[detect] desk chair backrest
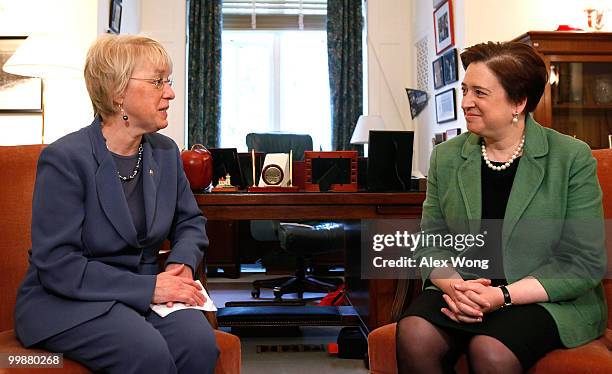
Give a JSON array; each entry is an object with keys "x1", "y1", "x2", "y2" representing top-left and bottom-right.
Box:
[
  {"x1": 0, "y1": 145, "x2": 45, "y2": 332},
  {"x1": 245, "y1": 133, "x2": 314, "y2": 240},
  {"x1": 592, "y1": 148, "x2": 612, "y2": 329},
  {"x1": 246, "y1": 133, "x2": 313, "y2": 160}
]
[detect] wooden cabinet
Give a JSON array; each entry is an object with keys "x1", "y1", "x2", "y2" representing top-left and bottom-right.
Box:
[{"x1": 513, "y1": 31, "x2": 612, "y2": 149}]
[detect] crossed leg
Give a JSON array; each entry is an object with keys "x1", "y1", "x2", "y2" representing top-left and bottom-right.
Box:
[
  {"x1": 467, "y1": 335, "x2": 522, "y2": 374},
  {"x1": 396, "y1": 316, "x2": 465, "y2": 374}
]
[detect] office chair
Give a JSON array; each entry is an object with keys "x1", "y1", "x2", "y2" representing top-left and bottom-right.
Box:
[{"x1": 246, "y1": 133, "x2": 344, "y2": 300}]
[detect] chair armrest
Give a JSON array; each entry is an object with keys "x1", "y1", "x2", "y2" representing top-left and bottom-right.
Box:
[{"x1": 196, "y1": 259, "x2": 219, "y2": 329}]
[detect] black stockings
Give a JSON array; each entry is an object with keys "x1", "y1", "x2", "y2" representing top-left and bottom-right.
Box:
[
  {"x1": 396, "y1": 316, "x2": 522, "y2": 374},
  {"x1": 396, "y1": 316, "x2": 462, "y2": 374}
]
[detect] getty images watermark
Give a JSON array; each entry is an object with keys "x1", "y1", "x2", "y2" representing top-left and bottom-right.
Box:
[
  {"x1": 360, "y1": 219, "x2": 609, "y2": 279},
  {"x1": 372, "y1": 230, "x2": 488, "y2": 270}
]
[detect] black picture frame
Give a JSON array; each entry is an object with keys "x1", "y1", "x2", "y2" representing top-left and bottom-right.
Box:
[
  {"x1": 0, "y1": 36, "x2": 43, "y2": 113},
  {"x1": 442, "y1": 48, "x2": 458, "y2": 85},
  {"x1": 109, "y1": 0, "x2": 122, "y2": 34},
  {"x1": 432, "y1": 57, "x2": 444, "y2": 89},
  {"x1": 367, "y1": 131, "x2": 414, "y2": 192},
  {"x1": 207, "y1": 147, "x2": 245, "y2": 188},
  {"x1": 435, "y1": 88, "x2": 457, "y2": 124}
]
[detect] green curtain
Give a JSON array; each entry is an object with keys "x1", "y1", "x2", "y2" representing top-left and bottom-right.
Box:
[
  {"x1": 187, "y1": 0, "x2": 222, "y2": 148},
  {"x1": 327, "y1": 0, "x2": 363, "y2": 152}
]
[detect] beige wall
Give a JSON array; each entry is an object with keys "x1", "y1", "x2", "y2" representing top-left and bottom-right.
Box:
[
  {"x1": 0, "y1": 0, "x2": 99, "y2": 145},
  {"x1": 466, "y1": 0, "x2": 611, "y2": 46},
  {"x1": 0, "y1": 0, "x2": 98, "y2": 35},
  {"x1": 140, "y1": 0, "x2": 187, "y2": 149},
  {"x1": 366, "y1": 0, "x2": 417, "y2": 165}
]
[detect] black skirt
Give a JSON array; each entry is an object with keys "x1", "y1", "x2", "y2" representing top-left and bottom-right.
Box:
[{"x1": 401, "y1": 289, "x2": 563, "y2": 369}]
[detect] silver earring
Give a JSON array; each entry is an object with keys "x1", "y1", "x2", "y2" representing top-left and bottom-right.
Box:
[{"x1": 512, "y1": 112, "x2": 519, "y2": 124}]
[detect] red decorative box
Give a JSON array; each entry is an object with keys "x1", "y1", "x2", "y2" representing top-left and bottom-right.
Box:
[{"x1": 304, "y1": 151, "x2": 358, "y2": 192}]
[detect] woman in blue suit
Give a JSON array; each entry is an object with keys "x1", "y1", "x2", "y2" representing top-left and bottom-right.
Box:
[{"x1": 14, "y1": 34, "x2": 219, "y2": 373}]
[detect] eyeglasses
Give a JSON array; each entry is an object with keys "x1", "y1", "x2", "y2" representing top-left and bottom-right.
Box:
[{"x1": 129, "y1": 77, "x2": 173, "y2": 89}]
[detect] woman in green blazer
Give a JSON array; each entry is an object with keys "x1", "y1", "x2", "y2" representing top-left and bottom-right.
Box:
[{"x1": 396, "y1": 42, "x2": 607, "y2": 373}]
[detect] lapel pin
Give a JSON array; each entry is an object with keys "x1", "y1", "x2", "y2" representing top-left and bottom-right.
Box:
[{"x1": 149, "y1": 169, "x2": 154, "y2": 176}]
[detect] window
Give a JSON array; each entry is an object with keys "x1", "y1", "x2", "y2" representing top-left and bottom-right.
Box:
[{"x1": 221, "y1": 0, "x2": 331, "y2": 151}]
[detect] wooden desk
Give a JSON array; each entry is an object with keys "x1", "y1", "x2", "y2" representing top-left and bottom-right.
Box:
[
  {"x1": 196, "y1": 192, "x2": 425, "y2": 220},
  {"x1": 195, "y1": 192, "x2": 426, "y2": 330}
]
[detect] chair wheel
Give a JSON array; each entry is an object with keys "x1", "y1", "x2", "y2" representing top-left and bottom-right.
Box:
[
  {"x1": 251, "y1": 289, "x2": 260, "y2": 298},
  {"x1": 273, "y1": 290, "x2": 284, "y2": 300}
]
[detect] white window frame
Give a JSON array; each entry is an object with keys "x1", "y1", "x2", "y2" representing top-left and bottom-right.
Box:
[{"x1": 220, "y1": 0, "x2": 331, "y2": 150}]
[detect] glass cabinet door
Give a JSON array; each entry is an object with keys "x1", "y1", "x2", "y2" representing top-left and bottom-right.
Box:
[{"x1": 550, "y1": 61, "x2": 612, "y2": 149}]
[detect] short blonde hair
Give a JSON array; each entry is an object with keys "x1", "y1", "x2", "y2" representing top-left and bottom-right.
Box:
[{"x1": 84, "y1": 34, "x2": 172, "y2": 117}]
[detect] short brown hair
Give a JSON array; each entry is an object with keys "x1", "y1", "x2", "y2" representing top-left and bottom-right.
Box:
[
  {"x1": 84, "y1": 34, "x2": 172, "y2": 117},
  {"x1": 460, "y1": 42, "x2": 547, "y2": 113}
]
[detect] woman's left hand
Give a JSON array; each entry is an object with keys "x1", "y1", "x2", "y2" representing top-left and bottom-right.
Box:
[
  {"x1": 164, "y1": 263, "x2": 195, "y2": 307},
  {"x1": 441, "y1": 281, "x2": 505, "y2": 323},
  {"x1": 452, "y1": 282, "x2": 505, "y2": 313}
]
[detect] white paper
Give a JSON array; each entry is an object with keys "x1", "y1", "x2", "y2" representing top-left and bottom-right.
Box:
[
  {"x1": 412, "y1": 170, "x2": 426, "y2": 179},
  {"x1": 150, "y1": 280, "x2": 217, "y2": 318}
]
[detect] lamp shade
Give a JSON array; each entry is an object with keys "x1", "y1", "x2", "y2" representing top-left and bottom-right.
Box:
[
  {"x1": 2, "y1": 32, "x2": 87, "y2": 79},
  {"x1": 350, "y1": 115, "x2": 386, "y2": 144}
]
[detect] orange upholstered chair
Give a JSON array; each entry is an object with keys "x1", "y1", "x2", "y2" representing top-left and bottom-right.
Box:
[
  {"x1": 368, "y1": 149, "x2": 612, "y2": 374},
  {"x1": 0, "y1": 145, "x2": 241, "y2": 374}
]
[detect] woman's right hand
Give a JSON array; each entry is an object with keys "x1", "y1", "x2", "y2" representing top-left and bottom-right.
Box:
[{"x1": 152, "y1": 265, "x2": 205, "y2": 306}]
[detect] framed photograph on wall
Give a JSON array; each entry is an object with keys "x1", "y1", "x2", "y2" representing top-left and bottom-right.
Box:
[
  {"x1": 442, "y1": 48, "x2": 458, "y2": 85},
  {"x1": 432, "y1": 57, "x2": 444, "y2": 89},
  {"x1": 109, "y1": 0, "x2": 122, "y2": 34},
  {"x1": 433, "y1": 0, "x2": 455, "y2": 55},
  {"x1": 0, "y1": 37, "x2": 42, "y2": 112},
  {"x1": 435, "y1": 88, "x2": 457, "y2": 124},
  {"x1": 432, "y1": 132, "x2": 446, "y2": 146}
]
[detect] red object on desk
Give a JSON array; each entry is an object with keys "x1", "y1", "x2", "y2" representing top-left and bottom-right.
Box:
[
  {"x1": 556, "y1": 25, "x2": 583, "y2": 31},
  {"x1": 304, "y1": 151, "x2": 358, "y2": 192},
  {"x1": 181, "y1": 144, "x2": 213, "y2": 191}
]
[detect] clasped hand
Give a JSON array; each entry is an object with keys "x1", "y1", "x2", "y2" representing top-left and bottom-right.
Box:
[
  {"x1": 440, "y1": 278, "x2": 504, "y2": 323},
  {"x1": 152, "y1": 264, "x2": 206, "y2": 308}
]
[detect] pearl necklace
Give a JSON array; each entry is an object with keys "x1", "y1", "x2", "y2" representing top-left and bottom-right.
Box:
[
  {"x1": 481, "y1": 135, "x2": 525, "y2": 171},
  {"x1": 118, "y1": 144, "x2": 143, "y2": 181}
]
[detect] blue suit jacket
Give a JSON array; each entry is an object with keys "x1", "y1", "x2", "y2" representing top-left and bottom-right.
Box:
[{"x1": 14, "y1": 117, "x2": 208, "y2": 347}]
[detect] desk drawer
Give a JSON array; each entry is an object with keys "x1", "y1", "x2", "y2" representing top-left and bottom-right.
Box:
[{"x1": 376, "y1": 205, "x2": 422, "y2": 217}]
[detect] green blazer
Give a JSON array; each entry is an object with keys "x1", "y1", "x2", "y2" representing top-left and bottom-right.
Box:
[{"x1": 417, "y1": 116, "x2": 607, "y2": 348}]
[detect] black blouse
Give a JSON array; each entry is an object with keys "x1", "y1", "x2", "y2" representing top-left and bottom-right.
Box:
[{"x1": 477, "y1": 156, "x2": 521, "y2": 282}]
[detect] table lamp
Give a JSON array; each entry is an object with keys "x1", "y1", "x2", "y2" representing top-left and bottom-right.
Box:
[
  {"x1": 2, "y1": 32, "x2": 87, "y2": 143},
  {"x1": 349, "y1": 115, "x2": 386, "y2": 145}
]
